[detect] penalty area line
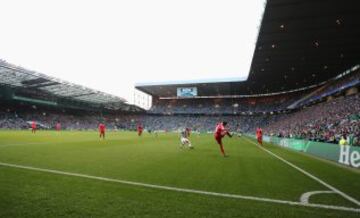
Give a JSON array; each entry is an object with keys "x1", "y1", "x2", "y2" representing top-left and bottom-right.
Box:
[
  {"x1": 243, "y1": 137, "x2": 360, "y2": 207},
  {"x1": 0, "y1": 161, "x2": 359, "y2": 213}
]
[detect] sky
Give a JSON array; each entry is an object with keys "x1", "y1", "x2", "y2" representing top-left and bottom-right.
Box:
[{"x1": 0, "y1": 0, "x2": 266, "y2": 104}]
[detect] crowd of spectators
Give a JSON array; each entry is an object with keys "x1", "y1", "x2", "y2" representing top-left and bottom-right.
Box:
[
  {"x1": 264, "y1": 93, "x2": 360, "y2": 146},
  {"x1": 1, "y1": 93, "x2": 359, "y2": 146},
  {"x1": 0, "y1": 110, "x2": 28, "y2": 129},
  {"x1": 149, "y1": 91, "x2": 305, "y2": 115},
  {"x1": 0, "y1": 102, "x2": 268, "y2": 133},
  {"x1": 0, "y1": 104, "x2": 101, "y2": 130},
  {"x1": 114, "y1": 114, "x2": 267, "y2": 133}
]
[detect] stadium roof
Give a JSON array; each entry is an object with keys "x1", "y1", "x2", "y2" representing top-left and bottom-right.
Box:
[
  {"x1": 136, "y1": 0, "x2": 360, "y2": 97},
  {"x1": 0, "y1": 60, "x2": 142, "y2": 111}
]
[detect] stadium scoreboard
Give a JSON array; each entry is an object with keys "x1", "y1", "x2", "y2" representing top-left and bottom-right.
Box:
[{"x1": 177, "y1": 87, "x2": 197, "y2": 97}]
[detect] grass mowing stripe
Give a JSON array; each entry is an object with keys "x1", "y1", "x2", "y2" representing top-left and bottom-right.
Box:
[
  {"x1": 0, "y1": 139, "x2": 110, "y2": 148},
  {"x1": 0, "y1": 161, "x2": 359, "y2": 213},
  {"x1": 243, "y1": 137, "x2": 360, "y2": 207},
  {"x1": 0, "y1": 142, "x2": 51, "y2": 147}
]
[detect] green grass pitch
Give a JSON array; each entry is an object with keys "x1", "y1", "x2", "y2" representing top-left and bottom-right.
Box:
[{"x1": 0, "y1": 130, "x2": 359, "y2": 217}]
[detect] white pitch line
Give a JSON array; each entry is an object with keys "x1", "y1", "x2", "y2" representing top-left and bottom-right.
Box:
[
  {"x1": 0, "y1": 161, "x2": 359, "y2": 213},
  {"x1": 243, "y1": 137, "x2": 360, "y2": 207},
  {"x1": 300, "y1": 191, "x2": 335, "y2": 204}
]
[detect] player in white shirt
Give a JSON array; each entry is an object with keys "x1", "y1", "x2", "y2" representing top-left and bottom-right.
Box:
[{"x1": 180, "y1": 128, "x2": 193, "y2": 149}]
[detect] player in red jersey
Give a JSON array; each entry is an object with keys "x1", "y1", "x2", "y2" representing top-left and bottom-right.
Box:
[
  {"x1": 31, "y1": 121, "x2": 37, "y2": 133},
  {"x1": 214, "y1": 121, "x2": 232, "y2": 157},
  {"x1": 137, "y1": 124, "x2": 143, "y2": 136},
  {"x1": 256, "y1": 127, "x2": 263, "y2": 145},
  {"x1": 99, "y1": 123, "x2": 106, "y2": 139},
  {"x1": 55, "y1": 122, "x2": 61, "y2": 131}
]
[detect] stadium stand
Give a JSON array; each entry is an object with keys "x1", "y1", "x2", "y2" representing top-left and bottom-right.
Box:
[
  {"x1": 0, "y1": 59, "x2": 143, "y2": 111},
  {"x1": 264, "y1": 93, "x2": 360, "y2": 145},
  {"x1": 289, "y1": 66, "x2": 360, "y2": 108},
  {"x1": 1, "y1": 69, "x2": 359, "y2": 146},
  {"x1": 148, "y1": 91, "x2": 308, "y2": 115}
]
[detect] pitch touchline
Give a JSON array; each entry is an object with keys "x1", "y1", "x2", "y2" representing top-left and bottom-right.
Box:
[
  {"x1": 0, "y1": 162, "x2": 359, "y2": 213},
  {"x1": 243, "y1": 137, "x2": 360, "y2": 207}
]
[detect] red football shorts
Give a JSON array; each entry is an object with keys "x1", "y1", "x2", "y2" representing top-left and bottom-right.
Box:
[{"x1": 215, "y1": 135, "x2": 222, "y2": 145}]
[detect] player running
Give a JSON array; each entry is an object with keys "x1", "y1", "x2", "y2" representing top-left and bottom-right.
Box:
[
  {"x1": 180, "y1": 128, "x2": 193, "y2": 149},
  {"x1": 137, "y1": 124, "x2": 143, "y2": 136},
  {"x1": 31, "y1": 120, "x2": 37, "y2": 133},
  {"x1": 99, "y1": 123, "x2": 106, "y2": 139},
  {"x1": 214, "y1": 121, "x2": 232, "y2": 157},
  {"x1": 256, "y1": 127, "x2": 263, "y2": 145}
]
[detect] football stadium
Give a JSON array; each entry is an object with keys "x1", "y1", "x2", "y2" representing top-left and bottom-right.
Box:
[{"x1": 1, "y1": 0, "x2": 360, "y2": 217}]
